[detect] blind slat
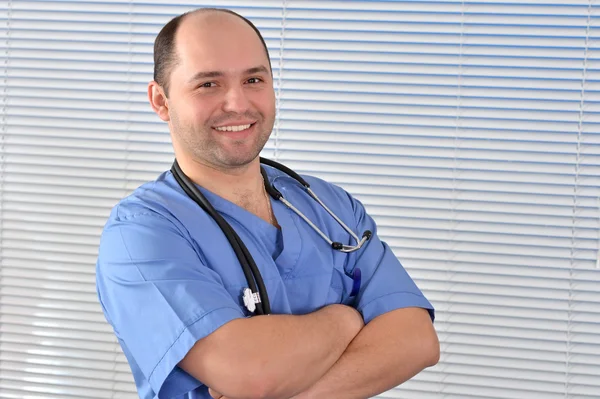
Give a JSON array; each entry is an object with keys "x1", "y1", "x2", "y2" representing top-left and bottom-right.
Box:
[{"x1": 2, "y1": 1, "x2": 599, "y2": 398}]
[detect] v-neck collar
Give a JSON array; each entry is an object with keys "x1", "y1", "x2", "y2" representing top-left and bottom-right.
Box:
[{"x1": 179, "y1": 166, "x2": 303, "y2": 277}]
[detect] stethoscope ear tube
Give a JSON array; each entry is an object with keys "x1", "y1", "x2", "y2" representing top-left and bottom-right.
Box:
[
  {"x1": 171, "y1": 161, "x2": 271, "y2": 315},
  {"x1": 260, "y1": 157, "x2": 309, "y2": 188},
  {"x1": 261, "y1": 167, "x2": 282, "y2": 200}
]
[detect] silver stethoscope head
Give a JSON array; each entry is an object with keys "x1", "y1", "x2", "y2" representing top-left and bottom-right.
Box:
[{"x1": 261, "y1": 166, "x2": 372, "y2": 253}]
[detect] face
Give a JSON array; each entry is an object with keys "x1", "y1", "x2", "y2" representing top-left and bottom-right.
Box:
[{"x1": 160, "y1": 12, "x2": 276, "y2": 171}]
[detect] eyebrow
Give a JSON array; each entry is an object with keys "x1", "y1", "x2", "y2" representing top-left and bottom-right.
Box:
[
  {"x1": 244, "y1": 66, "x2": 270, "y2": 75},
  {"x1": 188, "y1": 65, "x2": 270, "y2": 84}
]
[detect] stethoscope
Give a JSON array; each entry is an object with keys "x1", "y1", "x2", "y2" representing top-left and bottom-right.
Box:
[{"x1": 171, "y1": 157, "x2": 371, "y2": 315}]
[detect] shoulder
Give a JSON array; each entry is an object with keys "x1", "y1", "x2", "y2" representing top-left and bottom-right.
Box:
[
  {"x1": 265, "y1": 164, "x2": 355, "y2": 207},
  {"x1": 264, "y1": 163, "x2": 367, "y2": 228},
  {"x1": 97, "y1": 170, "x2": 200, "y2": 269},
  {"x1": 104, "y1": 170, "x2": 187, "y2": 231},
  {"x1": 300, "y1": 172, "x2": 365, "y2": 218},
  {"x1": 305, "y1": 174, "x2": 354, "y2": 203}
]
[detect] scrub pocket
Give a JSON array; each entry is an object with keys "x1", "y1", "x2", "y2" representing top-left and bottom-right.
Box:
[{"x1": 328, "y1": 265, "x2": 357, "y2": 305}]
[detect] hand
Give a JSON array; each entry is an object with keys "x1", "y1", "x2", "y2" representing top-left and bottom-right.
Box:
[{"x1": 208, "y1": 387, "x2": 226, "y2": 399}]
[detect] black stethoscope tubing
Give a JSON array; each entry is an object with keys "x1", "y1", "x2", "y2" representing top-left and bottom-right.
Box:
[{"x1": 172, "y1": 160, "x2": 271, "y2": 315}]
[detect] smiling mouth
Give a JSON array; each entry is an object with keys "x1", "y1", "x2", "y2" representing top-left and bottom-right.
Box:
[{"x1": 214, "y1": 123, "x2": 254, "y2": 132}]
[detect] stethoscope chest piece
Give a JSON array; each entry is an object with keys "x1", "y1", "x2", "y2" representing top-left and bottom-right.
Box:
[{"x1": 242, "y1": 288, "x2": 262, "y2": 313}]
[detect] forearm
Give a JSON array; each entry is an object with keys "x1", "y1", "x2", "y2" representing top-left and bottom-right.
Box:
[
  {"x1": 180, "y1": 304, "x2": 363, "y2": 399},
  {"x1": 294, "y1": 307, "x2": 439, "y2": 399}
]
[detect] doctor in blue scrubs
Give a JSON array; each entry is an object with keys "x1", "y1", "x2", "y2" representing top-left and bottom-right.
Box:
[{"x1": 96, "y1": 7, "x2": 439, "y2": 399}]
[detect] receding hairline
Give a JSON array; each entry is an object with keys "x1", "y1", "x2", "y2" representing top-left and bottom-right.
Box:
[
  {"x1": 172, "y1": 8, "x2": 270, "y2": 70},
  {"x1": 177, "y1": 7, "x2": 238, "y2": 30},
  {"x1": 185, "y1": 7, "x2": 243, "y2": 20},
  {"x1": 153, "y1": 8, "x2": 272, "y2": 96}
]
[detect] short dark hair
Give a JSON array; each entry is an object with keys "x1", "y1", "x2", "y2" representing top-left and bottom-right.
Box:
[{"x1": 153, "y1": 8, "x2": 272, "y2": 97}]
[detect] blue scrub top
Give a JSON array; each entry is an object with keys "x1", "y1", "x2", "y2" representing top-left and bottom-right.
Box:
[{"x1": 96, "y1": 165, "x2": 434, "y2": 399}]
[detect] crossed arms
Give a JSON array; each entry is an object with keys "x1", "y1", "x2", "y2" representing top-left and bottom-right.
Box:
[{"x1": 179, "y1": 304, "x2": 439, "y2": 399}]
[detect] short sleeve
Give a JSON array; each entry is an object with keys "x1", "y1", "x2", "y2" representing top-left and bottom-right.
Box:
[
  {"x1": 96, "y1": 209, "x2": 245, "y2": 398},
  {"x1": 347, "y1": 196, "x2": 435, "y2": 324}
]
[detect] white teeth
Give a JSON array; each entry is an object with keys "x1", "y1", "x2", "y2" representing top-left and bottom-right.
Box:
[{"x1": 215, "y1": 124, "x2": 251, "y2": 132}]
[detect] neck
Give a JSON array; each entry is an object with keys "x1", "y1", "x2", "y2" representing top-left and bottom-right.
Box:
[
  {"x1": 176, "y1": 156, "x2": 264, "y2": 204},
  {"x1": 176, "y1": 155, "x2": 278, "y2": 227}
]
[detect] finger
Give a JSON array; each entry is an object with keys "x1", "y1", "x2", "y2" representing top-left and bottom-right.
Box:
[{"x1": 208, "y1": 387, "x2": 223, "y2": 399}]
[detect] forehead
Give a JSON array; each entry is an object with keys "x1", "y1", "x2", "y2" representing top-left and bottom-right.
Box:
[{"x1": 174, "y1": 12, "x2": 269, "y2": 74}]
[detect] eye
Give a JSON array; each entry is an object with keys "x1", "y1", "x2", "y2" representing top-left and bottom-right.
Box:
[
  {"x1": 247, "y1": 77, "x2": 263, "y2": 84},
  {"x1": 199, "y1": 82, "x2": 216, "y2": 88}
]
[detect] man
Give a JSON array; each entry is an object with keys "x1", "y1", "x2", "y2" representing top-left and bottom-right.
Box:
[{"x1": 96, "y1": 7, "x2": 439, "y2": 399}]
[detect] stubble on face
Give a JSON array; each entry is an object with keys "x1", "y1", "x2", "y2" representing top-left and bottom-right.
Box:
[
  {"x1": 166, "y1": 12, "x2": 276, "y2": 173},
  {"x1": 169, "y1": 106, "x2": 274, "y2": 171}
]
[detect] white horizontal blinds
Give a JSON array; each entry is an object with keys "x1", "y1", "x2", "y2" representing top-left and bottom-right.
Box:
[
  {"x1": 259, "y1": 1, "x2": 600, "y2": 398},
  {"x1": 0, "y1": 1, "x2": 284, "y2": 398},
  {"x1": 571, "y1": 15, "x2": 600, "y2": 399},
  {"x1": 1, "y1": 1, "x2": 143, "y2": 397},
  {"x1": 0, "y1": 4, "x2": 6, "y2": 395},
  {"x1": 2, "y1": 1, "x2": 600, "y2": 399}
]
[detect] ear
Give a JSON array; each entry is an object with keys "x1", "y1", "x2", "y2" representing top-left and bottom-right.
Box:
[{"x1": 148, "y1": 81, "x2": 170, "y2": 122}]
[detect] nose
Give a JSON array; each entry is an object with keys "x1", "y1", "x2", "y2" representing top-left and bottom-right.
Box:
[{"x1": 222, "y1": 84, "x2": 251, "y2": 114}]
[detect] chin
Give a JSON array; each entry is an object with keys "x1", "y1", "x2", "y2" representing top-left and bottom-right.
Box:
[
  {"x1": 218, "y1": 144, "x2": 267, "y2": 168},
  {"x1": 213, "y1": 152, "x2": 261, "y2": 169}
]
